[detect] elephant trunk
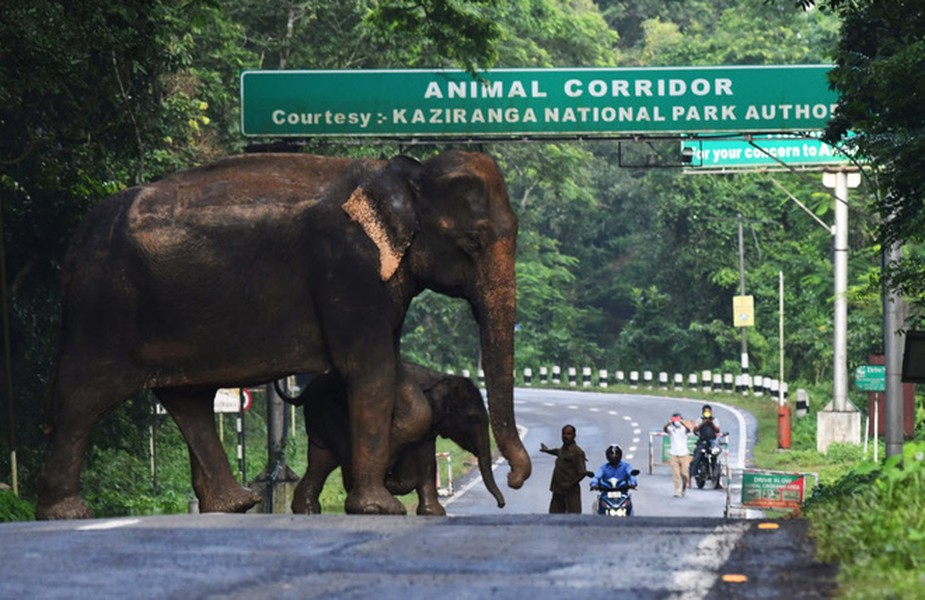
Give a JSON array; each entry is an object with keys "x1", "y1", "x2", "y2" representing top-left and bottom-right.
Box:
[
  {"x1": 477, "y1": 446, "x2": 506, "y2": 508},
  {"x1": 476, "y1": 238, "x2": 531, "y2": 490}
]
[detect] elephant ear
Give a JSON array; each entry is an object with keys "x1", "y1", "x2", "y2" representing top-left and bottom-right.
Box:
[
  {"x1": 342, "y1": 156, "x2": 421, "y2": 281},
  {"x1": 425, "y1": 377, "x2": 453, "y2": 435}
]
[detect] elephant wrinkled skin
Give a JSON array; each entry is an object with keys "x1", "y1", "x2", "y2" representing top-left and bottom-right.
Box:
[
  {"x1": 37, "y1": 151, "x2": 530, "y2": 520},
  {"x1": 291, "y1": 363, "x2": 506, "y2": 515}
]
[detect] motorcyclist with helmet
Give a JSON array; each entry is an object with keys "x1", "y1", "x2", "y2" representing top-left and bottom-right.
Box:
[
  {"x1": 589, "y1": 444, "x2": 638, "y2": 492},
  {"x1": 690, "y1": 404, "x2": 723, "y2": 489}
]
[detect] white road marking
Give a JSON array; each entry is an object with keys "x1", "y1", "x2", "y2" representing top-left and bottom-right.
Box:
[{"x1": 77, "y1": 519, "x2": 140, "y2": 531}]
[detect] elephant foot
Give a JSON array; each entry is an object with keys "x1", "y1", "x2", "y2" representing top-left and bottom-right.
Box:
[
  {"x1": 415, "y1": 501, "x2": 447, "y2": 516},
  {"x1": 290, "y1": 494, "x2": 322, "y2": 515},
  {"x1": 303, "y1": 498, "x2": 323, "y2": 514},
  {"x1": 345, "y1": 487, "x2": 406, "y2": 515},
  {"x1": 36, "y1": 495, "x2": 94, "y2": 521},
  {"x1": 199, "y1": 487, "x2": 261, "y2": 514}
]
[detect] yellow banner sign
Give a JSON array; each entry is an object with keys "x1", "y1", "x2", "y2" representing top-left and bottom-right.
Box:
[{"x1": 733, "y1": 295, "x2": 754, "y2": 327}]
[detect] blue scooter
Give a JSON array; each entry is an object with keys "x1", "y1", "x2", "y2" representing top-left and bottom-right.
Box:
[{"x1": 592, "y1": 469, "x2": 640, "y2": 517}]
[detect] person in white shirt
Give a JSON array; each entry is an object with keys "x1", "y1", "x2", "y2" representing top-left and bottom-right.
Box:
[{"x1": 663, "y1": 412, "x2": 692, "y2": 497}]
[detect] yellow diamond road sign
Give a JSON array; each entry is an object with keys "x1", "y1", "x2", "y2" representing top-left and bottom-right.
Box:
[{"x1": 733, "y1": 295, "x2": 754, "y2": 328}]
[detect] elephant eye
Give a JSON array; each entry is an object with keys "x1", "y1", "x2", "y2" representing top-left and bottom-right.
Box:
[{"x1": 460, "y1": 229, "x2": 484, "y2": 256}]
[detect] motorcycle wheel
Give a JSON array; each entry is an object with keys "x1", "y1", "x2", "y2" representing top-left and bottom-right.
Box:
[{"x1": 695, "y1": 462, "x2": 707, "y2": 489}]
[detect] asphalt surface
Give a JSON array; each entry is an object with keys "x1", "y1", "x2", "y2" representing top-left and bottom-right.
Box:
[{"x1": 0, "y1": 513, "x2": 836, "y2": 599}]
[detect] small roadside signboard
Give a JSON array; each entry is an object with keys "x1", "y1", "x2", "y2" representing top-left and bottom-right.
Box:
[
  {"x1": 732, "y1": 295, "x2": 755, "y2": 327},
  {"x1": 214, "y1": 388, "x2": 252, "y2": 413},
  {"x1": 855, "y1": 365, "x2": 886, "y2": 392},
  {"x1": 740, "y1": 469, "x2": 812, "y2": 510},
  {"x1": 154, "y1": 388, "x2": 253, "y2": 415}
]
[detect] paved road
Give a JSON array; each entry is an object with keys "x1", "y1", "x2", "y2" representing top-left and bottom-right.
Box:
[
  {"x1": 0, "y1": 513, "x2": 834, "y2": 599},
  {"x1": 0, "y1": 390, "x2": 833, "y2": 598},
  {"x1": 447, "y1": 387, "x2": 758, "y2": 518}
]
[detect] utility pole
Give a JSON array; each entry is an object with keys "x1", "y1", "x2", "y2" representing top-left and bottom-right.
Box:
[
  {"x1": 883, "y1": 242, "x2": 905, "y2": 459},
  {"x1": 737, "y1": 214, "x2": 748, "y2": 378}
]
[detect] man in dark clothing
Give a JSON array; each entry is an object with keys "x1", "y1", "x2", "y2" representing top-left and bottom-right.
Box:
[
  {"x1": 690, "y1": 404, "x2": 723, "y2": 489},
  {"x1": 540, "y1": 424, "x2": 589, "y2": 513}
]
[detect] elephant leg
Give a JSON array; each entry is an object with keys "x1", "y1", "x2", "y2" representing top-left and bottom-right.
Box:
[
  {"x1": 389, "y1": 368, "x2": 434, "y2": 454},
  {"x1": 36, "y1": 356, "x2": 143, "y2": 520},
  {"x1": 156, "y1": 388, "x2": 260, "y2": 513},
  {"x1": 382, "y1": 439, "x2": 444, "y2": 516},
  {"x1": 342, "y1": 374, "x2": 407, "y2": 515},
  {"x1": 36, "y1": 388, "x2": 113, "y2": 520},
  {"x1": 404, "y1": 441, "x2": 445, "y2": 516},
  {"x1": 292, "y1": 442, "x2": 339, "y2": 514}
]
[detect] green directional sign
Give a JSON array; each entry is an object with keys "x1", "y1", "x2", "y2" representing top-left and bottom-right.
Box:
[
  {"x1": 681, "y1": 133, "x2": 856, "y2": 168},
  {"x1": 240, "y1": 65, "x2": 836, "y2": 138},
  {"x1": 855, "y1": 365, "x2": 886, "y2": 392}
]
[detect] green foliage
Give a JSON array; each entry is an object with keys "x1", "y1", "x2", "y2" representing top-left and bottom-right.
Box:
[
  {"x1": 804, "y1": 442, "x2": 925, "y2": 598},
  {"x1": 367, "y1": 0, "x2": 501, "y2": 72},
  {"x1": 807, "y1": 0, "x2": 925, "y2": 322},
  {"x1": 82, "y1": 446, "x2": 187, "y2": 517},
  {"x1": 490, "y1": 0, "x2": 617, "y2": 67},
  {"x1": 0, "y1": 488, "x2": 35, "y2": 522},
  {"x1": 401, "y1": 291, "x2": 480, "y2": 373}
]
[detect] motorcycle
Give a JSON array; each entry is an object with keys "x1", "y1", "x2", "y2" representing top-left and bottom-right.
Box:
[
  {"x1": 592, "y1": 469, "x2": 640, "y2": 517},
  {"x1": 691, "y1": 432, "x2": 728, "y2": 489}
]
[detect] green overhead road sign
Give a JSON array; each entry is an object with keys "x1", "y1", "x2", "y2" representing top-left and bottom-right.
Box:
[
  {"x1": 681, "y1": 134, "x2": 856, "y2": 169},
  {"x1": 855, "y1": 365, "x2": 886, "y2": 392},
  {"x1": 240, "y1": 65, "x2": 837, "y2": 138}
]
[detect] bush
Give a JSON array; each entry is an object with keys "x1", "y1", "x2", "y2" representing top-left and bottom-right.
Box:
[
  {"x1": 0, "y1": 488, "x2": 36, "y2": 522},
  {"x1": 82, "y1": 446, "x2": 189, "y2": 517},
  {"x1": 804, "y1": 441, "x2": 925, "y2": 598}
]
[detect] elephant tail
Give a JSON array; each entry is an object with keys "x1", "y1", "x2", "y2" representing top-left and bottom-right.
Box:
[{"x1": 274, "y1": 377, "x2": 305, "y2": 405}]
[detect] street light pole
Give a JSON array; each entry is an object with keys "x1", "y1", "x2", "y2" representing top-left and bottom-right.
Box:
[{"x1": 817, "y1": 168, "x2": 861, "y2": 453}]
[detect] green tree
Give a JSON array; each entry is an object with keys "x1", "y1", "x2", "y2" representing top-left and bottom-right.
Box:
[
  {"x1": 0, "y1": 0, "x2": 229, "y2": 495},
  {"x1": 805, "y1": 0, "x2": 925, "y2": 318}
]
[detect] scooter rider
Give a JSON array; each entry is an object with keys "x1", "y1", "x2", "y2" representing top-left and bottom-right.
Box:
[
  {"x1": 589, "y1": 444, "x2": 638, "y2": 491},
  {"x1": 690, "y1": 404, "x2": 722, "y2": 489}
]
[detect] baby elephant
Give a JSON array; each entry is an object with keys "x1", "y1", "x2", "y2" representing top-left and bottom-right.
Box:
[{"x1": 291, "y1": 363, "x2": 506, "y2": 515}]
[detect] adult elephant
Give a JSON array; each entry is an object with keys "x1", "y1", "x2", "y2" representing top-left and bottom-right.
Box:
[
  {"x1": 36, "y1": 150, "x2": 531, "y2": 519},
  {"x1": 290, "y1": 363, "x2": 505, "y2": 515}
]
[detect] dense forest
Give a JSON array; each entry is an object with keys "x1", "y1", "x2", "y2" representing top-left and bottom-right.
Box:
[{"x1": 0, "y1": 0, "x2": 918, "y2": 506}]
